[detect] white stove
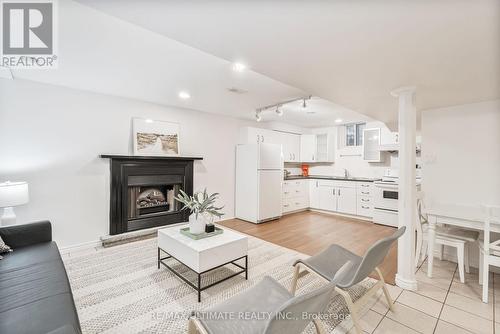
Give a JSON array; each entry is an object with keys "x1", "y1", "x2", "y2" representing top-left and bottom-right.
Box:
[{"x1": 372, "y1": 169, "x2": 421, "y2": 227}]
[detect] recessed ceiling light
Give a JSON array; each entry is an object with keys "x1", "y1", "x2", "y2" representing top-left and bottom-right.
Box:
[
  {"x1": 178, "y1": 91, "x2": 191, "y2": 99},
  {"x1": 335, "y1": 118, "x2": 343, "y2": 123},
  {"x1": 232, "y1": 62, "x2": 246, "y2": 72},
  {"x1": 145, "y1": 119, "x2": 154, "y2": 123}
]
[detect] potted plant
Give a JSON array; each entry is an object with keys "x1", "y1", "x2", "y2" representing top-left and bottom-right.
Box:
[{"x1": 175, "y1": 188, "x2": 224, "y2": 234}]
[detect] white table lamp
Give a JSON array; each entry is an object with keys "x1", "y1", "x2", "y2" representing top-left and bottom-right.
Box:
[{"x1": 0, "y1": 181, "x2": 29, "y2": 226}]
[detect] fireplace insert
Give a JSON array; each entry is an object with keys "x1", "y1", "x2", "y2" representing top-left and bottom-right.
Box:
[{"x1": 101, "y1": 155, "x2": 202, "y2": 235}]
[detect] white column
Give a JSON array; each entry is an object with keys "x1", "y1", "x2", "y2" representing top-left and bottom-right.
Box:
[{"x1": 392, "y1": 86, "x2": 418, "y2": 291}]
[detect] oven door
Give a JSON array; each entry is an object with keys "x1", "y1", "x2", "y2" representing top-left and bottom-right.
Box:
[{"x1": 373, "y1": 183, "x2": 399, "y2": 212}]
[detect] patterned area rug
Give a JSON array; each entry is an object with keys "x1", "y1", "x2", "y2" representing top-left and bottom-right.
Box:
[{"x1": 64, "y1": 234, "x2": 376, "y2": 333}]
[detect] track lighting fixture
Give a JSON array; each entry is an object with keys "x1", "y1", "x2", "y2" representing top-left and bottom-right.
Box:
[{"x1": 254, "y1": 95, "x2": 311, "y2": 122}]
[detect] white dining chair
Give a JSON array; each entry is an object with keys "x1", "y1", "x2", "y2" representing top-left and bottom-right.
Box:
[
  {"x1": 415, "y1": 193, "x2": 479, "y2": 283},
  {"x1": 478, "y1": 205, "x2": 500, "y2": 303}
]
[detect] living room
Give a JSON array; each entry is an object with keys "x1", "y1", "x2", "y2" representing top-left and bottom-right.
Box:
[{"x1": 1, "y1": 1, "x2": 499, "y2": 334}]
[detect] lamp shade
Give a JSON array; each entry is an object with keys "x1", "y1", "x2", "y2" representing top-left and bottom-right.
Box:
[{"x1": 0, "y1": 182, "x2": 29, "y2": 208}]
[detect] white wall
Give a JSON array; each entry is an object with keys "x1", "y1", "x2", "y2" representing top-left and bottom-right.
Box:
[
  {"x1": 422, "y1": 100, "x2": 500, "y2": 206},
  {"x1": 421, "y1": 100, "x2": 500, "y2": 268},
  {"x1": 0, "y1": 79, "x2": 260, "y2": 248}
]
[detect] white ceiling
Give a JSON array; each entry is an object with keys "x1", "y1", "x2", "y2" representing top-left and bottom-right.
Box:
[
  {"x1": 77, "y1": 0, "x2": 500, "y2": 126},
  {"x1": 8, "y1": 0, "x2": 324, "y2": 124},
  {"x1": 261, "y1": 96, "x2": 371, "y2": 128}
]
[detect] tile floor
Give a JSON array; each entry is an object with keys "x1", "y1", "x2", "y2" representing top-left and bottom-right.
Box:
[{"x1": 352, "y1": 258, "x2": 499, "y2": 334}]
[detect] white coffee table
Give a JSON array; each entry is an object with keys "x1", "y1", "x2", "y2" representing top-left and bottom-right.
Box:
[{"x1": 157, "y1": 224, "x2": 248, "y2": 302}]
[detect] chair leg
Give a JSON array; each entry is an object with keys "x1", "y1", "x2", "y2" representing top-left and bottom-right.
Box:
[
  {"x1": 312, "y1": 319, "x2": 327, "y2": 334},
  {"x1": 290, "y1": 263, "x2": 301, "y2": 295},
  {"x1": 188, "y1": 317, "x2": 208, "y2": 334},
  {"x1": 464, "y1": 243, "x2": 470, "y2": 274},
  {"x1": 336, "y1": 287, "x2": 362, "y2": 334},
  {"x1": 482, "y1": 254, "x2": 489, "y2": 303},
  {"x1": 420, "y1": 239, "x2": 428, "y2": 263},
  {"x1": 188, "y1": 318, "x2": 197, "y2": 334},
  {"x1": 375, "y1": 267, "x2": 394, "y2": 311},
  {"x1": 479, "y1": 251, "x2": 483, "y2": 285},
  {"x1": 438, "y1": 244, "x2": 444, "y2": 261},
  {"x1": 457, "y1": 245, "x2": 465, "y2": 283}
]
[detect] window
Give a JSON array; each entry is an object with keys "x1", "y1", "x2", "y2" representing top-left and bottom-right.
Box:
[{"x1": 345, "y1": 123, "x2": 366, "y2": 147}]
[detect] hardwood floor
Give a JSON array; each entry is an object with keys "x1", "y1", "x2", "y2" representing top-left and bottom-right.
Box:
[{"x1": 219, "y1": 210, "x2": 398, "y2": 285}]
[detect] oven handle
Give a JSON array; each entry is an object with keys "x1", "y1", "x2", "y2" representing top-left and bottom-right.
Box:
[
  {"x1": 374, "y1": 207, "x2": 398, "y2": 213},
  {"x1": 375, "y1": 183, "x2": 399, "y2": 190}
]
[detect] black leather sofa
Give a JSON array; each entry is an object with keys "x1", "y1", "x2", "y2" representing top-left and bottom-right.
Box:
[{"x1": 0, "y1": 221, "x2": 81, "y2": 334}]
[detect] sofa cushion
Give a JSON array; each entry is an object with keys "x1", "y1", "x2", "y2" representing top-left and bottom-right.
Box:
[
  {"x1": 0, "y1": 258, "x2": 72, "y2": 313},
  {"x1": 0, "y1": 241, "x2": 61, "y2": 274},
  {"x1": 0, "y1": 293, "x2": 80, "y2": 334}
]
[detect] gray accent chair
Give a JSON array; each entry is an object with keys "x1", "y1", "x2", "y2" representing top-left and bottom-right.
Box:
[
  {"x1": 290, "y1": 227, "x2": 406, "y2": 334},
  {"x1": 188, "y1": 261, "x2": 353, "y2": 334}
]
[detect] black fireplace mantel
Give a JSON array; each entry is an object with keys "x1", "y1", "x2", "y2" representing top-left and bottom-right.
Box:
[
  {"x1": 101, "y1": 154, "x2": 203, "y2": 235},
  {"x1": 100, "y1": 154, "x2": 203, "y2": 161}
]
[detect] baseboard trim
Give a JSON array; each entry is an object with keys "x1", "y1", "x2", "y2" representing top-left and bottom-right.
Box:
[
  {"x1": 308, "y1": 208, "x2": 373, "y2": 222},
  {"x1": 395, "y1": 274, "x2": 418, "y2": 291},
  {"x1": 58, "y1": 239, "x2": 102, "y2": 253}
]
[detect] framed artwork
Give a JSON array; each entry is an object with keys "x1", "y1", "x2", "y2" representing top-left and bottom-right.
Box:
[{"x1": 132, "y1": 118, "x2": 180, "y2": 156}]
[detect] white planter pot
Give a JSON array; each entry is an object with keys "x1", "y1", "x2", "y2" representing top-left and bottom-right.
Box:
[{"x1": 189, "y1": 214, "x2": 208, "y2": 234}]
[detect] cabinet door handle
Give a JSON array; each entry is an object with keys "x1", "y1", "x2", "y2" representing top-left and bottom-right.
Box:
[
  {"x1": 284, "y1": 204, "x2": 289, "y2": 207},
  {"x1": 338, "y1": 189, "x2": 341, "y2": 196},
  {"x1": 362, "y1": 184, "x2": 369, "y2": 187},
  {"x1": 312, "y1": 154, "x2": 315, "y2": 161},
  {"x1": 361, "y1": 199, "x2": 369, "y2": 202},
  {"x1": 262, "y1": 135, "x2": 265, "y2": 142},
  {"x1": 362, "y1": 206, "x2": 369, "y2": 209},
  {"x1": 362, "y1": 191, "x2": 369, "y2": 194}
]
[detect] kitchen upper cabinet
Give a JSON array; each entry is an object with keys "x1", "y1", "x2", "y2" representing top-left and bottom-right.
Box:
[
  {"x1": 240, "y1": 127, "x2": 279, "y2": 144},
  {"x1": 336, "y1": 186, "x2": 357, "y2": 215},
  {"x1": 300, "y1": 134, "x2": 317, "y2": 162},
  {"x1": 281, "y1": 132, "x2": 301, "y2": 162},
  {"x1": 315, "y1": 133, "x2": 335, "y2": 162},
  {"x1": 363, "y1": 128, "x2": 384, "y2": 162},
  {"x1": 309, "y1": 180, "x2": 320, "y2": 209},
  {"x1": 300, "y1": 133, "x2": 335, "y2": 163}
]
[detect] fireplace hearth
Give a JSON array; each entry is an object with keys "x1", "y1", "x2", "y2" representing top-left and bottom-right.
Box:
[{"x1": 101, "y1": 155, "x2": 203, "y2": 235}]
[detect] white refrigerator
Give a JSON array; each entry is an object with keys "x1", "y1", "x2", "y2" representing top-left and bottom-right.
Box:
[{"x1": 235, "y1": 143, "x2": 283, "y2": 224}]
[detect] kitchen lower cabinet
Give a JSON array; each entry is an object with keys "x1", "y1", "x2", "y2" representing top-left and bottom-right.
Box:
[
  {"x1": 282, "y1": 179, "x2": 309, "y2": 214},
  {"x1": 309, "y1": 180, "x2": 320, "y2": 209},
  {"x1": 319, "y1": 186, "x2": 337, "y2": 211},
  {"x1": 336, "y1": 186, "x2": 357, "y2": 215}
]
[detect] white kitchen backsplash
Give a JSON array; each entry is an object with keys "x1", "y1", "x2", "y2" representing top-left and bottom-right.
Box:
[{"x1": 285, "y1": 153, "x2": 397, "y2": 178}]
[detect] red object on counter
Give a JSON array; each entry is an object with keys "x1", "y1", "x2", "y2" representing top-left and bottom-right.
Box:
[{"x1": 301, "y1": 164, "x2": 309, "y2": 177}]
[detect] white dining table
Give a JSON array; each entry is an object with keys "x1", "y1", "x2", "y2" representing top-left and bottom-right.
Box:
[{"x1": 425, "y1": 204, "x2": 500, "y2": 278}]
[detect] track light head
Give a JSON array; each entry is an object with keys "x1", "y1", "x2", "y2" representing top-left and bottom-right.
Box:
[
  {"x1": 255, "y1": 111, "x2": 262, "y2": 122},
  {"x1": 302, "y1": 99, "x2": 307, "y2": 108},
  {"x1": 276, "y1": 106, "x2": 283, "y2": 116}
]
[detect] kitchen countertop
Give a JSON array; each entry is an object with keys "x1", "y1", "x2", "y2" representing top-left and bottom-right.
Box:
[{"x1": 284, "y1": 175, "x2": 381, "y2": 182}]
